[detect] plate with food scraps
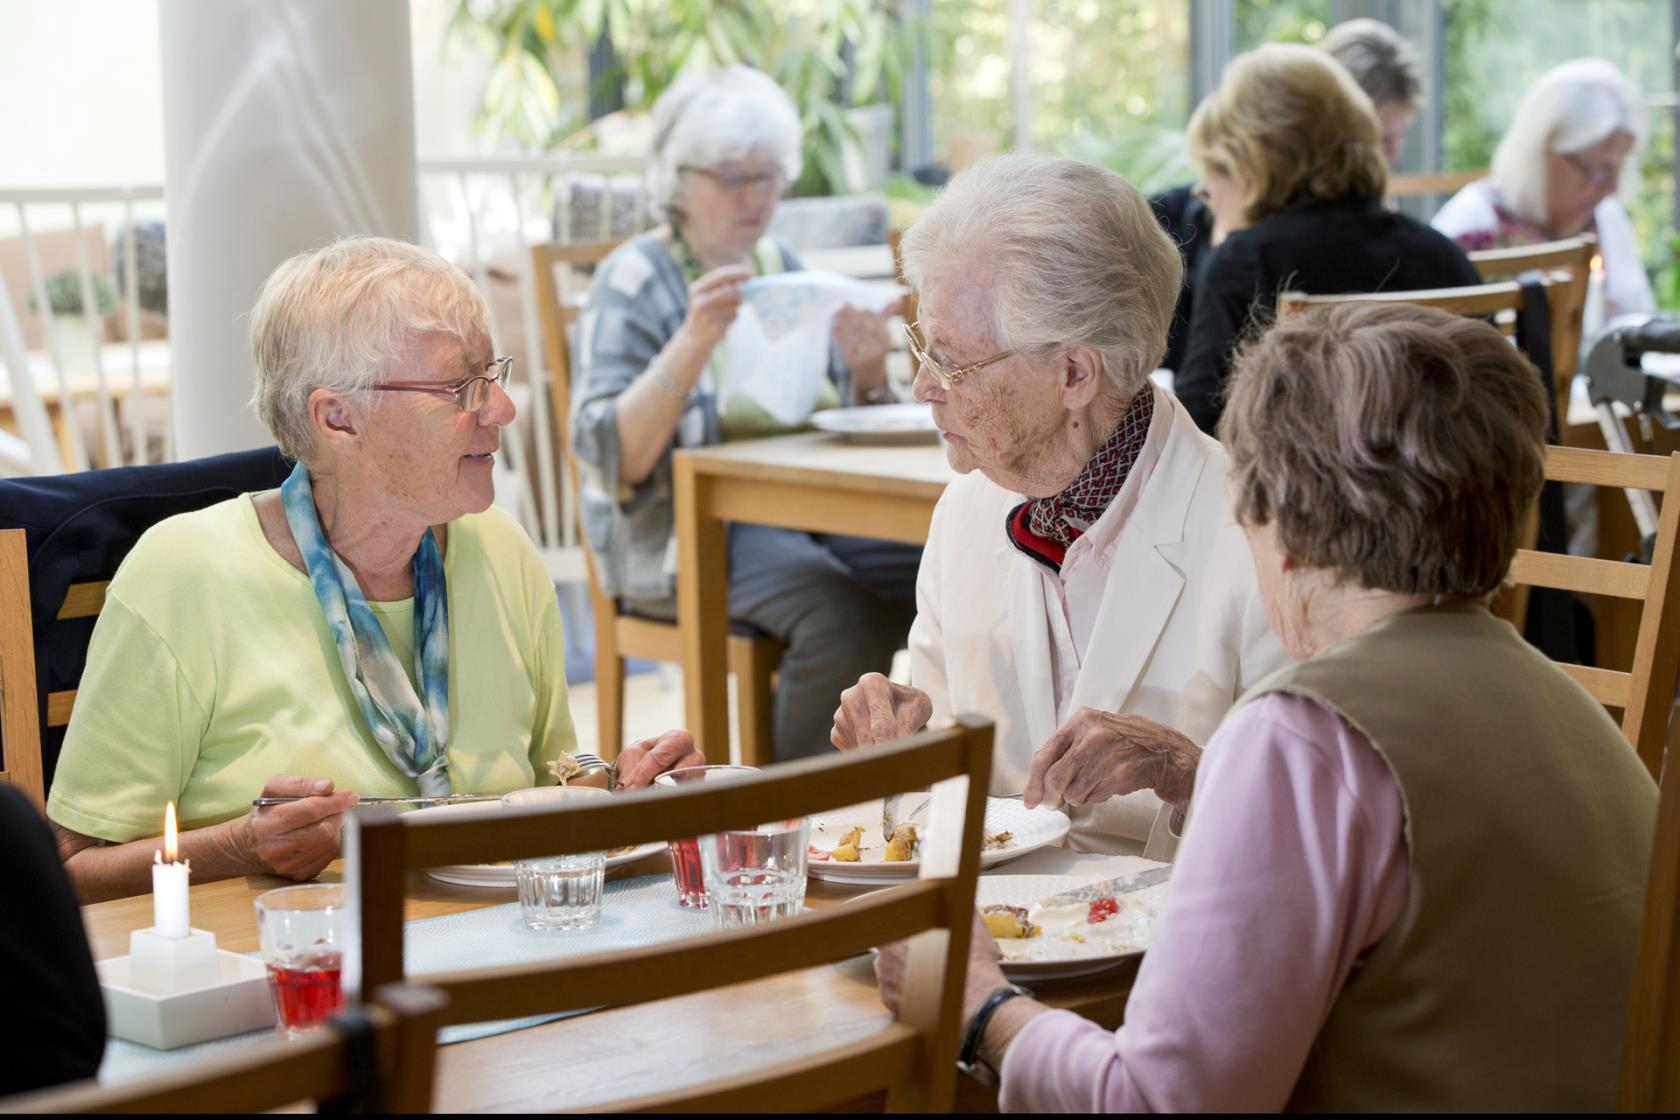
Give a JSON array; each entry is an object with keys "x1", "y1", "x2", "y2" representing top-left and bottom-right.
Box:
[
  {"x1": 976, "y1": 871, "x2": 1170, "y2": 981},
  {"x1": 407, "y1": 799, "x2": 665, "y2": 888},
  {"x1": 805, "y1": 797, "x2": 1070, "y2": 885}
]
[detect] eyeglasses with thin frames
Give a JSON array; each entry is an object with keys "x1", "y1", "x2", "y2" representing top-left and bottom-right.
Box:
[
  {"x1": 901, "y1": 319, "x2": 1014, "y2": 390},
  {"x1": 1563, "y1": 152, "x2": 1620, "y2": 191},
  {"x1": 371, "y1": 356, "x2": 512, "y2": 413},
  {"x1": 680, "y1": 165, "x2": 785, "y2": 194}
]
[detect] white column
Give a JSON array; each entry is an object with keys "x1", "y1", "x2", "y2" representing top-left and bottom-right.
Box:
[{"x1": 158, "y1": 0, "x2": 419, "y2": 459}]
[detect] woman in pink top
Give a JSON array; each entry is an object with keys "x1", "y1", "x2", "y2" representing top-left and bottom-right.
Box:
[{"x1": 875, "y1": 303, "x2": 1657, "y2": 1110}]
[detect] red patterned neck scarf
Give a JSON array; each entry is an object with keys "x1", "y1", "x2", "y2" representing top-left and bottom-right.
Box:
[{"x1": 1007, "y1": 389, "x2": 1155, "y2": 571}]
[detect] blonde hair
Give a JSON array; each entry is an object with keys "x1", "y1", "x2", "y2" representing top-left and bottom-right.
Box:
[
  {"x1": 899, "y1": 152, "x2": 1182, "y2": 398},
  {"x1": 1220, "y1": 302, "x2": 1548, "y2": 597},
  {"x1": 1188, "y1": 43, "x2": 1388, "y2": 224},
  {"x1": 248, "y1": 236, "x2": 489, "y2": 463}
]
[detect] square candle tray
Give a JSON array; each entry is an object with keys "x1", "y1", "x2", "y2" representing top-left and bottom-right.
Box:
[{"x1": 98, "y1": 950, "x2": 276, "y2": 1050}]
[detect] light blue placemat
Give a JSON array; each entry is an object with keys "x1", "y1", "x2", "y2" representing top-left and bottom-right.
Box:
[{"x1": 100, "y1": 874, "x2": 709, "y2": 1085}]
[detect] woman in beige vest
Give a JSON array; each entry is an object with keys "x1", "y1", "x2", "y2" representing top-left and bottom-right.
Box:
[{"x1": 876, "y1": 302, "x2": 1658, "y2": 1110}]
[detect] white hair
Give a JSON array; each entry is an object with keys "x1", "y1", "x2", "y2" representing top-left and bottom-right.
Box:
[
  {"x1": 1491, "y1": 57, "x2": 1647, "y2": 225},
  {"x1": 248, "y1": 236, "x2": 489, "y2": 464},
  {"x1": 648, "y1": 66, "x2": 803, "y2": 220},
  {"x1": 900, "y1": 152, "x2": 1183, "y2": 398}
]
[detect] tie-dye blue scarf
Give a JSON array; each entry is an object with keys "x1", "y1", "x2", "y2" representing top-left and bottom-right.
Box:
[{"x1": 281, "y1": 462, "x2": 451, "y2": 795}]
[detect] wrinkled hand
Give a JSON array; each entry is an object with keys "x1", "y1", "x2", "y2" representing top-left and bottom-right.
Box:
[
  {"x1": 616, "y1": 729, "x2": 705, "y2": 789},
  {"x1": 1024, "y1": 708, "x2": 1200, "y2": 812},
  {"x1": 246, "y1": 774, "x2": 358, "y2": 881},
  {"x1": 875, "y1": 913, "x2": 1006, "y2": 1017},
  {"x1": 682, "y1": 265, "x2": 751, "y2": 348},
  {"x1": 833, "y1": 305, "x2": 895, "y2": 391},
  {"x1": 831, "y1": 672, "x2": 933, "y2": 751}
]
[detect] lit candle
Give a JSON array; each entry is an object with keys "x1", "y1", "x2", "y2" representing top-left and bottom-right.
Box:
[
  {"x1": 151, "y1": 801, "x2": 191, "y2": 939},
  {"x1": 1582, "y1": 254, "x2": 1606, "y2": 347}
]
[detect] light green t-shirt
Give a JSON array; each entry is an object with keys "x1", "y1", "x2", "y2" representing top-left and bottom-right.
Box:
[{"x1": 46, "y1": 496, "x2": 579, "y2": 842}]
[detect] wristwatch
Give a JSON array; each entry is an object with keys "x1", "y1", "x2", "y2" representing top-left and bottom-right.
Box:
[{"x1": 956, "y1": 983, "x2": 1034, "y2": 1085}]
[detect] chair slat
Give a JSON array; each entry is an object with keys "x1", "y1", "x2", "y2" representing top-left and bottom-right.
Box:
[
  {"x1": 0, "y1": 529, "x2": 44, "y2": 805},
  {"x1": 1507, "y1": 551, "x2": 1650, "y2": 600},
  {"x1": 46, "y1": 689, "x2": 75, "y2": 728},
  {"x1": 57, "y1": 580, "x2": 108, "y2": 619},
  {"x1": 1557, "y1": 664, "x2": 1633, "y2": 709},
  {"x1": 1543, "y1": 445, "x2": 1672, "y2": 491}
]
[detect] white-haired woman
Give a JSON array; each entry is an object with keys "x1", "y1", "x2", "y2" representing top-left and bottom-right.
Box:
[
  {"x1": 877, "y1": 304, "x2": 1655, "y2": 1111},
  {"x1": 47, "y1": 237, "x2": 700, "y2": 902},
  {"x1": 831, "y1": 153, "x2": 1288, "y2": 856},
  {"x1": 1433, "y1": 57, "x2": 1654, "y2": 319},
  {"x1": 571, "y1": 66, "x2": 919, "y2": 762}
]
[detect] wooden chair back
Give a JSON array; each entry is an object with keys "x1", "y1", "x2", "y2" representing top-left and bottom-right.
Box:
[
  {"x1": 0, "y1": 983, "x2": 447, "y2": 1114},
  {"x1": 1470, "y1": 234, "x2": 1598, "y2": 394},
  {"x1": 1386, "y1": 168, "x2": 1483, "y2": 203},
  {"x1": 0, "y1": 528, "x2": 45, "y2": 804},
  {"x1": 1506, "y1": 448, "x2": 1680, "y2": 778},
  {"x1": 352, "y1": 718, "x2": 995, "y2": 1111},
  {"x1": 530, "y1": 240, "x2": 781, "y2": 766},
  {"x1": 1276, "y1": 280, "x2": 1528, "y2": 331},
  {"x1": 1620, "y1": 711, "x2": 1680, "y2": 1108}
]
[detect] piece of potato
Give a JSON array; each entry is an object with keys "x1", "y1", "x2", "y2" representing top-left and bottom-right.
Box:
[
  {"x1": 982, "y1": 904, "x2": 1037, "y2": 939},
  {"x1": 883, "y1": 823, "x2": 919, "y2": 862},
  {"x1": 831, "y1": 826, "x2": 864, "y2": 862}
]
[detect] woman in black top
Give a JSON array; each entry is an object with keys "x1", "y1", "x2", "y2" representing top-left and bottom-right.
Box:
[{"x1": 1176, "y1": 44, "x2": 1479, "y2": 434}]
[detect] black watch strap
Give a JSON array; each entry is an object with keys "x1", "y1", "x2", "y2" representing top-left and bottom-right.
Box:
[{"x1": 957, "y1": 983, "x2": 1034, "y2": 1072}]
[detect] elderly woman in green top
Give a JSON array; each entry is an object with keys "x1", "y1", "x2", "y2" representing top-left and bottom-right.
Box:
[
  {"x1": 572, "y1": 65, "x2": 921, "y2": 762},
  {"x1": 49, "y1": 237, "x2": 701, "y2": 902}
]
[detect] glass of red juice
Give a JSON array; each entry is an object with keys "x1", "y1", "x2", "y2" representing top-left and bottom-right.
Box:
[
  {"x1": 254, "y1": 884, "x2": 347, "y2": 1037},
  {"x1": 652, "y1": 764, "x2": 760, "y2": 908}
]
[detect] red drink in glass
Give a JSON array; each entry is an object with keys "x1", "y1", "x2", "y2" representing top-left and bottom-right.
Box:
[
  {"x1": 653, "y1": 764, "x2": 761, "y2": 910},
  {"x1": 266, "y1": 952, "x2": 344, "y2": 1032}
]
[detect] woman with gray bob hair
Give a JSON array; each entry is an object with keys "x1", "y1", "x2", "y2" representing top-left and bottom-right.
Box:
[
  {"x1": 1434, "y1": 57, "x2": 1653, "y2": 321},
  {"x1": 877, "y1": 302, "x2": 1656, "y2": 1110},
  {"x1": 833, "y1": 153, "x2": 1288, "y2": 857},
  {"x1": 573, "y1": 66, "x2": 914, "y2": 763},
  {"x1": 47, "y1": 236, "x2": 700, "y2": 902}
]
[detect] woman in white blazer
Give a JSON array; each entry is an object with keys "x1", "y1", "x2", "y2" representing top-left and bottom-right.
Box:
[{"x1": 831, "y1": 153, "x2": 1288, "y2": 855}]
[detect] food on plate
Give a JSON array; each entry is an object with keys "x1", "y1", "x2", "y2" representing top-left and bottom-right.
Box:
[
  {"x1": 830, "y1": 827, "x2": 864, "y2": 862},
  {"x1": 883, "y1": 823, "x2": 919, "y2": 862},
  {"x1": 982, "y1": 829, "x2": 1014, "y2": 851},
  {"x1": 982, "y1": 904, "x2": 1039, "y2": 939}
]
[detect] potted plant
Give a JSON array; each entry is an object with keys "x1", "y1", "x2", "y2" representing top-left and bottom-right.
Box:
[{"x1": 27, "y1": 269, "x2": 115, "y2": 366}]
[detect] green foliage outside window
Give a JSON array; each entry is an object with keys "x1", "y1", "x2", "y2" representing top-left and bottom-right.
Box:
[{"x1": 445, "y1": 0, "x2": 915, "y2": 197}]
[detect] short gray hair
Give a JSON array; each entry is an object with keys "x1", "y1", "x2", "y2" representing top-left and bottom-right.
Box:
[
  {"x1": 1320, "y1": 18, "x2": 1422, "y2": 108},
  {"x1": 1220, "y1": 302, "x2": 1548, "y2": 597},
  {"x1": 1492, "y1": 57, "x2": 1647, "y2": 225},
  {"x1": 649, "y1": 66, "x2": 802, "y2": 220},
  {"x1": 248, "y1": 236, "x2": 489, "y2": 464},
  {"x1": 899, "y1": 153, "x2": 1182, "y2": 398}
]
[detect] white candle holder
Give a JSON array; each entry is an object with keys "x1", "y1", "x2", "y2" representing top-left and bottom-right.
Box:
[{"x1": 99, "y1": 928, "x2": 275, "y2": 1050}]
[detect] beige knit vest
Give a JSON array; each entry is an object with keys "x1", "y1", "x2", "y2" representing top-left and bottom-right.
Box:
[{"x1": 1237, "y1": 602, "x2": 1656, "y2": 1112}]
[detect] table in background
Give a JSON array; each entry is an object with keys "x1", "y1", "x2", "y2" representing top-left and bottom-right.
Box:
[
  {"x1": 80, "y1": 850, "x2": 1138, "y2": 1111},
  {"x1": 673, "y1": 432, "x2": 955, "y2": 760}
]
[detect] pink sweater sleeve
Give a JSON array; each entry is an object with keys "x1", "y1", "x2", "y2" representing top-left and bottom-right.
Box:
[{"x1": 998, "y1": 692, "x2": 1409, "y2": 1112}]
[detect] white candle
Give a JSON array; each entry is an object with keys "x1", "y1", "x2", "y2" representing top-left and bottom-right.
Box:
[
  {"x1": 151, "y1": 801, "x2": 191, "y2": 938},
  {"x1": 1582, "y1": 255, "x2": 1606, "y2": 346}
]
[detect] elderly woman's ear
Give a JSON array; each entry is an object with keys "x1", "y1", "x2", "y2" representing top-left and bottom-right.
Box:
[
  {"x1": 306, "y1": 386, "x2": 360, "y2": 449},
  {"x1": 1060, "y1": 346, "x2": 1108, "y2": 410}
]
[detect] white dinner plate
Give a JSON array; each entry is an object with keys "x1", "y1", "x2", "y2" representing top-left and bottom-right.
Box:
[
  {"x1": 976, "y1": 872, "x2": 1169, "y2": 981},
  {"x1": 810, "y1": 403, "x2": 939, "y2": 444},
  {"x1": 407, "y1": 799, "x2": 665, "y2": 888},
  {"x1": 806, "y1": 797, "x2": 1070, "y2": 885}
]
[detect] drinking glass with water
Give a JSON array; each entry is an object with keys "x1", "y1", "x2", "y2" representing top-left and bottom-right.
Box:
[
  {"x1": 501, "y1": 786, "x2": 608, "y2": 931},
  {"x1": 700, "y1": 818, "x2": 810, "y2": 929}
]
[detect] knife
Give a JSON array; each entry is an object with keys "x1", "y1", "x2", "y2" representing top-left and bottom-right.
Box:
[
  {"x1": 1036, "y1": 865, "x2": 1173, "y2": 909},
  {"x1": 251, "y1": 794, "x2": 502, "y2": 807},
  {"x1": 882, "y1": 792, "x2": 904, "y2": 843}
]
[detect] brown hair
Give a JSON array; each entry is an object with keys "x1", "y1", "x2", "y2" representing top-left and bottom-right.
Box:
[
  {"x1": 1188, "y1": 43, "x2": 1388, "y2": 224},
  {"x1": 1218, "y1": 302, "x2": 1548, "y2": 597},
  {"x1": 1320, "y1": 18, "x2": 1423, "y2": 109}
]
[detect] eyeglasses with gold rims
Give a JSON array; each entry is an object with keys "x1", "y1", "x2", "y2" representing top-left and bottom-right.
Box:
[
  {"x1": 371, "y1": 356, "x2": 513, "y2": 413},
  {"x1": 901, "y1": 320, "x2": 1015, "y2": 389}
]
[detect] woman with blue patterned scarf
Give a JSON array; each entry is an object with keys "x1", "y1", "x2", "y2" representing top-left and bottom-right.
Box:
[{"x1": 48, "y1": 237, "x2": 701, "y2": 902}]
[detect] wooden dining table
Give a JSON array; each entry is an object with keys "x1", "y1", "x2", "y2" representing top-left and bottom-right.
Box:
[
  {"x1": 81, "y1": 851, "x2": 1138, "y2": 1111},
  {"x1": 674, "y1": 430, "x2": 956, "y2": 760}
]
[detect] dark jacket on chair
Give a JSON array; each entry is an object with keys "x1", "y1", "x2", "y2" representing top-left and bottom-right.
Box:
[
  {"x1": 0, "y1": 447, "x2": 292, "y2": 789},
  {"x1": 1176, "y1": 195, "x2": 1481, "y2": 434}
]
